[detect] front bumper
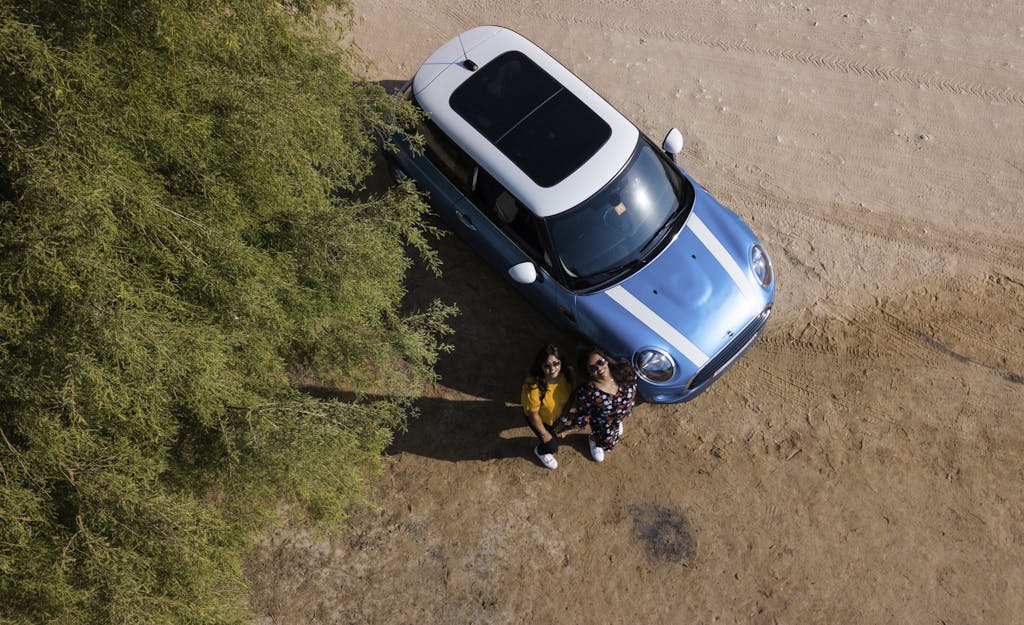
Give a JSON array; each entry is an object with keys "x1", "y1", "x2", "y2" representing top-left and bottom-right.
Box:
[{"x1": 638, "y1": 306, "x2": 771, "y2": 403}]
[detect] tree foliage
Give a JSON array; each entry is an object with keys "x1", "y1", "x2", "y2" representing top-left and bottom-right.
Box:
[{"x1": 0, "y1": 1, "x2": 453, "y2": 623}]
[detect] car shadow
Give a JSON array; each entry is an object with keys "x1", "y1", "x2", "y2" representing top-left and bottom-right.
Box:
[
  {"x1": 390, "y1": 224, "x2": 585, "y2": 462},
  {"x1": 316, "y1": 108, "x2": 584, "y2": 463}
]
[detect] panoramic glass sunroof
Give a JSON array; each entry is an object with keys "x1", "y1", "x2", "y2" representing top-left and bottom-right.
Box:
[{"x1": 450, "y1": 51, "x2": 611, "y2": 188}]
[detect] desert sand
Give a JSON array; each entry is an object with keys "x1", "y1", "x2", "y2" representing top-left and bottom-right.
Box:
[{"x1": 246, "y1": 1, "x2": 1024, "y2": 623}]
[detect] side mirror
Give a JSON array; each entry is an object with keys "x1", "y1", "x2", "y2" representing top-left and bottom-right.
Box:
[
  {"x1": 508, "y1": 262, "x2": 538, "y2": 284},
  {"x1": 662, "y1": 128, "x2": 684, "y2": 161}
]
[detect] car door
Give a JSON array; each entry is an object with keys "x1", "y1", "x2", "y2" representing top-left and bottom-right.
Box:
[
  {"x1": 391, "y1": 118, "x2": 476, "y2": 230},
  {"x1": 460, "y1": 167, "x2": 579, "y2": 334},
  {"x1": 393, "y1": 119, "x2": 579, "y2": 333}
]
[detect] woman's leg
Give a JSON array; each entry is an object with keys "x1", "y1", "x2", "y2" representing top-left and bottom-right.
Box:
[
  {"x1": 523, "y1": 416, "x2": 559, "y2": 454},
  {"x1": 590, "y1": 417, "x2": 620, "y2": 451}
]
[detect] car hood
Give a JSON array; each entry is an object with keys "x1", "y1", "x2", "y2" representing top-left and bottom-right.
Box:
[{"x1": 575, "y1": 191, "x2": 768, "y2": 378}]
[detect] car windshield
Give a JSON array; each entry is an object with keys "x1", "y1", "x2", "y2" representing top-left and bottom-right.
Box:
[{"x1": 545, "y1": 137, "x2": 694, "y2": 289}]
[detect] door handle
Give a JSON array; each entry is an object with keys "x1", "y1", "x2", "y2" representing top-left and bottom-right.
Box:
[{"x1": 456, "y1": 211, "x2": 476, "y2": 231}]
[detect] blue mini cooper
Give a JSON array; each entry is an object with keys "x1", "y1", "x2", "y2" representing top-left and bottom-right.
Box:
[{"x1": 389, "y1": 26, "x2": 775, "y2": 403}]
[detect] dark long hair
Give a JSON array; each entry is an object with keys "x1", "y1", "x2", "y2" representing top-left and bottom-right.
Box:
[
  {"x1": 579, "y1": 345, "x2": 636, "y2": 386},
  {"x1": 528, "y1": 343, "x2": 570, "y2": 402}
]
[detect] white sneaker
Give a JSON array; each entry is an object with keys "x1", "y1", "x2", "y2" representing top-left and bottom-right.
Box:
[
  {"x1": 534, "y1": 447, "x2": 558, "y2": 470},
  {"x1": 588, "y1": 438, "x2": 605, "y2": 463}
]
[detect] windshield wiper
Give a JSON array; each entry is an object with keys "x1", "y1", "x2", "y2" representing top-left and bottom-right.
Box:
[
  {"x1": 577, "y1": 204, "x2": 688, "y2": 287},
  {"x1": 638, "y1": 203, "x2": 684, "y2": 258},
  {"x1": 583, "y1": 257, "x2": 647, "y2": 283}
]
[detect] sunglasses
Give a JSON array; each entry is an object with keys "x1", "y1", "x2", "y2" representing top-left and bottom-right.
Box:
[
  {"x1": 587, "y1": 358, "x2": 607, "y2": 372},
  {"x1": 542, "y1": 361, "x2": 561, "y2": 370}
]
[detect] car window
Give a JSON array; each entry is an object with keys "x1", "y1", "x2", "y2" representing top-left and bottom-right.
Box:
[
  {"x1": 545, "y1": 138, "x2": 693, "y2": 288},
  {"x1": 470, "y1": 168, "x2": 550, "y2": 268},
  {"x1": 449, "y1": 51, "x2": 612, "y2": 188},
  {"x1": 418, "y1": 117, "x2": 476, "y2": 193}
]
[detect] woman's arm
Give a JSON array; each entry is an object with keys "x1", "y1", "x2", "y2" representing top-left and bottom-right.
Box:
[
  {"x1": 560, "y1": 386, "x2": 591, "y2": 435},
  {"x1": 551, "y1": 413, "x2": 578, "y2": 438},
  {"x1": 526, "y1": 410, "x2": 554, "y2": 443}
]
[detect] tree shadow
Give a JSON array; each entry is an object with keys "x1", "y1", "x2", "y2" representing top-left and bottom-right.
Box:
[{"x1": 377, "y1": 79, "x2": 408, "y2": 94}]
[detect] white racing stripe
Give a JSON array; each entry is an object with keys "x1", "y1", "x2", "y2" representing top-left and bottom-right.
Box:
[
  {"x1": 606, "y1": 286, "x2": 710, "y2": 368},
  {"x1": 686, "y1": 214, "x2": 759, "y2": 303}
]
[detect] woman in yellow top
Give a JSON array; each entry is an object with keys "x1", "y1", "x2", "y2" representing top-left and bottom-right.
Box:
[{"x1": 521, "y1": 344, "x2": 575, "y2": 470}]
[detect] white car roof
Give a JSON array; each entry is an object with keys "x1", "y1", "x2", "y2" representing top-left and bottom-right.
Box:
[{"x1": 412, "y1": 26, "x2": 639, "y2": 218}]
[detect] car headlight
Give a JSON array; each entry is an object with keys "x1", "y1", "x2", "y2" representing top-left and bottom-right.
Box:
[
  {"x1": 750, "y1": 243, "x2": 772, "y2": 287},
  {"x1": 633, "y1": 349, "x2": 676, "y2": 383}
]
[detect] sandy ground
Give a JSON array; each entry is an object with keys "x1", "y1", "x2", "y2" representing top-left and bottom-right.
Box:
[{"x1": 246, "y1": 1, "x2": 1024, "y2": 623}]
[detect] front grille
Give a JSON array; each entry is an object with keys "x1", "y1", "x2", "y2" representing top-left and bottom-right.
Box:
[{"x1": 686, "y1": 307, "x2": 771, "y2": 392}]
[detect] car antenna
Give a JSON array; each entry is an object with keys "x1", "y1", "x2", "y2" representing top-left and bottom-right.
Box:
[{"x1": 458, "y1": 33, "x2": 478, "y2": 71}]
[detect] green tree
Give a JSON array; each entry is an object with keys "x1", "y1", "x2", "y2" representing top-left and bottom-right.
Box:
[{"x1": 0, "y1": 1, "x2": 453, "y2": 623}]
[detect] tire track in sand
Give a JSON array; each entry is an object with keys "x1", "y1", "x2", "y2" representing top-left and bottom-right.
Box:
[
  {"x1": 510, "y1": 9, "x2": 1024, "y2": 106},
  {"x1": 717, "y1": 171, "x2": 1024, "y2": 278}
]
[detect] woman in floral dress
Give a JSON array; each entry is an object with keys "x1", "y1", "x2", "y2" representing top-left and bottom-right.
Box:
[{"x1": 555, "y1": 346, "x2": 637, "y2": 462}]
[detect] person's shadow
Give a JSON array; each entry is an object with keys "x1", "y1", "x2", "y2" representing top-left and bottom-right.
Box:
[{"x1": 298, "y1": 385, "x2": 532, "y2": 462}]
